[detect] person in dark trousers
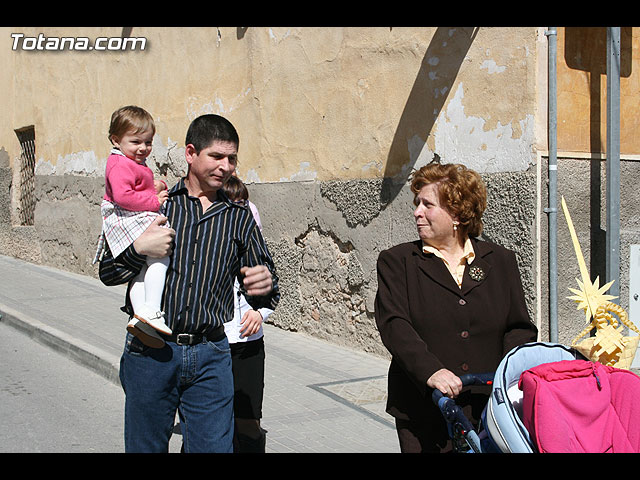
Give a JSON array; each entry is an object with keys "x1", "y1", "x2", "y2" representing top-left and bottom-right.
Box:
[
  {"x1": 99, "y1": 114, "x2": 279, "y2": 453},
  {"x1": 223, "y1": 175, "x2": 272, "y2": 453}
]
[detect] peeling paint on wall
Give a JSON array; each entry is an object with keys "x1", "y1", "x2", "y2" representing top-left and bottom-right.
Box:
[
  {"x1": 185, "y1": 88, "x2": 252, "y2": 119},
  {"x1": 36, "y1": 151, "x2": 103, "y2": 177},
  {"x1": 480, "y1": 59, "x2": 506, "y2": 74},
  {"x1": 433, "y1": 84, "x2": 535, "y2": 173},
  {"x1": 279, "y1": 162, "x2": 317, "y2": 182}
]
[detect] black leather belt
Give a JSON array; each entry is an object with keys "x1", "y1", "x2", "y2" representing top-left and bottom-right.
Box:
[{"x1": 164, "y1": 325, "x2": 226, "y2": 346}]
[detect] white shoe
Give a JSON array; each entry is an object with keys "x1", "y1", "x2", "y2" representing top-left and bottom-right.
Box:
[
  {"x1": 127, "y1": 318, "x2": 166, "y2": 349},
  {"x1": 134, "y1": 306, "x2": 172, "y2": 335}
]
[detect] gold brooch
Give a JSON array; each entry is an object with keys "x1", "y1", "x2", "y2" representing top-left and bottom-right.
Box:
[{"x1": 469, "y1": 266, "x2": 485, "y2": 282}]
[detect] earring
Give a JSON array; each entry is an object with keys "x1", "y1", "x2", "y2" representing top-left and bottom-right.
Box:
[{"x1": 453, "y1": 221, "x2": 459, "y2": 232}]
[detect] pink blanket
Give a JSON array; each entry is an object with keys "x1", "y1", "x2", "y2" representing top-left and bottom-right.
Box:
[{"x1": 519, "y1": 359, "x2": 640, "y2": 453}]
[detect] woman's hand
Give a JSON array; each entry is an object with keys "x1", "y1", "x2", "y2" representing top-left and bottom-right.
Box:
[{"x1": 427, "y1": 368, "x2": 463, "y2": 398}]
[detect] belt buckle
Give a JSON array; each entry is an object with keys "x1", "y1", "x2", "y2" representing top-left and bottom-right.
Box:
[{"x1": 176, "y1": 333, "x2": 193, "y2": 346}]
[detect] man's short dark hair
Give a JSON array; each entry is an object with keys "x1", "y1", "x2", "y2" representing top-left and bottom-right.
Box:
[{"x1": 185, "y1": 114, "x2": 239, "y2": 154}]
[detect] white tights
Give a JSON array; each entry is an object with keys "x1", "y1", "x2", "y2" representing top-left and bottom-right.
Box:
[{"x1": 129, "y1": 256, "x2": 169, "y2": 316}]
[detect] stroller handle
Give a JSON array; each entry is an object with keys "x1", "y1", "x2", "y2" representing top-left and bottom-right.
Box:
[
  {"x1": 431, "y1": 372, "x2": 494, "y2": 404},
  {"x1": 460, "y1": 372, "x2": 494, "y2": 387}
]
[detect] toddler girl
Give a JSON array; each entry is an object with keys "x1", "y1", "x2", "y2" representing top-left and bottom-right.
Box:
[{"x1": 93, "y1": 105, "x2": 172, "y2": 348}]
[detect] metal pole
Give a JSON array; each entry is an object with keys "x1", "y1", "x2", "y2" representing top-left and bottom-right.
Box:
[
  {"x1": 545, "y1": 27, "x2": 558, "y2": 342},
  {"x1": 606, "y1": 27, "x2": 621, "y2": 300}
]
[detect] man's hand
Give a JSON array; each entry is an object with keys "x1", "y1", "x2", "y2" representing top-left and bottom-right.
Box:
[
  {"x1": 240, "y1": 265, "x2": 273, "y2": 297},
  {"x1": 133, "y1": 216, "x2": 175, "y2": 258}
]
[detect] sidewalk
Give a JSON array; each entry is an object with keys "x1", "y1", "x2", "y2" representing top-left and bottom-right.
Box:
[{"x1": 0, "y1": 254, "x2": 399, "y2": 453}]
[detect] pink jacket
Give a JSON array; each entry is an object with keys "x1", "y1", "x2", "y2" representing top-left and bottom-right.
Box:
[
  {"x1": 104, "y1": 152, "x2": 160, "y2": 212},
  {"x1": 519, "y1": 359, "x2": 640, "y2": 453}
]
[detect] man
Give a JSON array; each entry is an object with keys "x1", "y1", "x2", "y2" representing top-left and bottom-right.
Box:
[{"x1": 99, "y1": 114, "x2": 279, "y2": 453}]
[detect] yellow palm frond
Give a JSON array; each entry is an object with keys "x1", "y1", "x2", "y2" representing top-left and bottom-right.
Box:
[{"x1": 561, "y1": 197, "x2": 618, "y2": 323}]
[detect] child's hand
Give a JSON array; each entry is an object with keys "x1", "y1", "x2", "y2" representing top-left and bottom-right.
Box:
[
  {"x1": 239, "y1": 310, "x2": 263, "y2": 338},
  {"x1": 154, "y1": 179, "x2": 168, "y2": 194},
  {"x1": 157, "y1": 190, "x2": 169, "y2": 205}
]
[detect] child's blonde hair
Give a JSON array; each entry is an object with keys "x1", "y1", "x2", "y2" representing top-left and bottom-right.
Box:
[{"x1": 108, "y1": 105, "x2": 155, "y2": 144}]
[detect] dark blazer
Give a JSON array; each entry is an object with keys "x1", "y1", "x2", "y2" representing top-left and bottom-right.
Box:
[{"x1": 375, "y1": 237, "x2": 538, "y2": 430}]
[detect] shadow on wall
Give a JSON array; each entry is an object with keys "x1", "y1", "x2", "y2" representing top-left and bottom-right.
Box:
[
  {"x1": 382, "y1": 26, "x2": 478, "y2": 205},
  {"x1": 563, "y1": 27, "x2": 633, "y2": 283}
]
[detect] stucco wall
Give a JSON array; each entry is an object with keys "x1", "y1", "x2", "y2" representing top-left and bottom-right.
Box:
[
  {"x1": 2, "y1": 27, "x2": 541, "y2": 179},
  {"x1": 1, "y1": 26, "x2": 547, "y2": 355}
]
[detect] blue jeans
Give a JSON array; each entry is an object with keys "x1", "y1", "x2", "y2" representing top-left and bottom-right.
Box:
[{"x1": 119, "y1": 333, "x2": 234, "y2": 453}]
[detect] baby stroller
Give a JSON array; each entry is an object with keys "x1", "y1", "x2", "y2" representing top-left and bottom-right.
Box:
[{"x1": 434, "y1": 341, "x2": 640, "y2": 453}]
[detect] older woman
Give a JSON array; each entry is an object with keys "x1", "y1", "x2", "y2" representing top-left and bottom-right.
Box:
[{"x1": 375, "y1": 162, "x2": 538, "y2": 453}]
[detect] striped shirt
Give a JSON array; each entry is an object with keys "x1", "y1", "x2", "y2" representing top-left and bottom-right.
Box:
[{"x1": 99, "y1": 178, "x2": 280, "y2": 335}]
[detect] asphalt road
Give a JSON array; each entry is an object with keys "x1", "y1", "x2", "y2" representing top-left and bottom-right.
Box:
[{"x1": 0, "y1": 321, "x2": 128, "y2": 453}]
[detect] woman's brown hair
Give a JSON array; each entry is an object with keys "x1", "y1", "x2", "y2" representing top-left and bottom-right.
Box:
[{"x1": 410, "y1": 163, "x2": 487, "y2": 238}]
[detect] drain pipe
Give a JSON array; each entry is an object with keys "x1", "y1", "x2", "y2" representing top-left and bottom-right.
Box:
[
  {"x1": 606, "y1": 27, "x2": 621, "y2": 300},
  {"x1": 545, "y1": 27, "x2": 559, "y2": 343}
]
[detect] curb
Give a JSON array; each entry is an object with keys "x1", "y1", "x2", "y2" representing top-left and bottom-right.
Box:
[{"x1": 0, "y1": 302, "x2": 121, "y2": 386}]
